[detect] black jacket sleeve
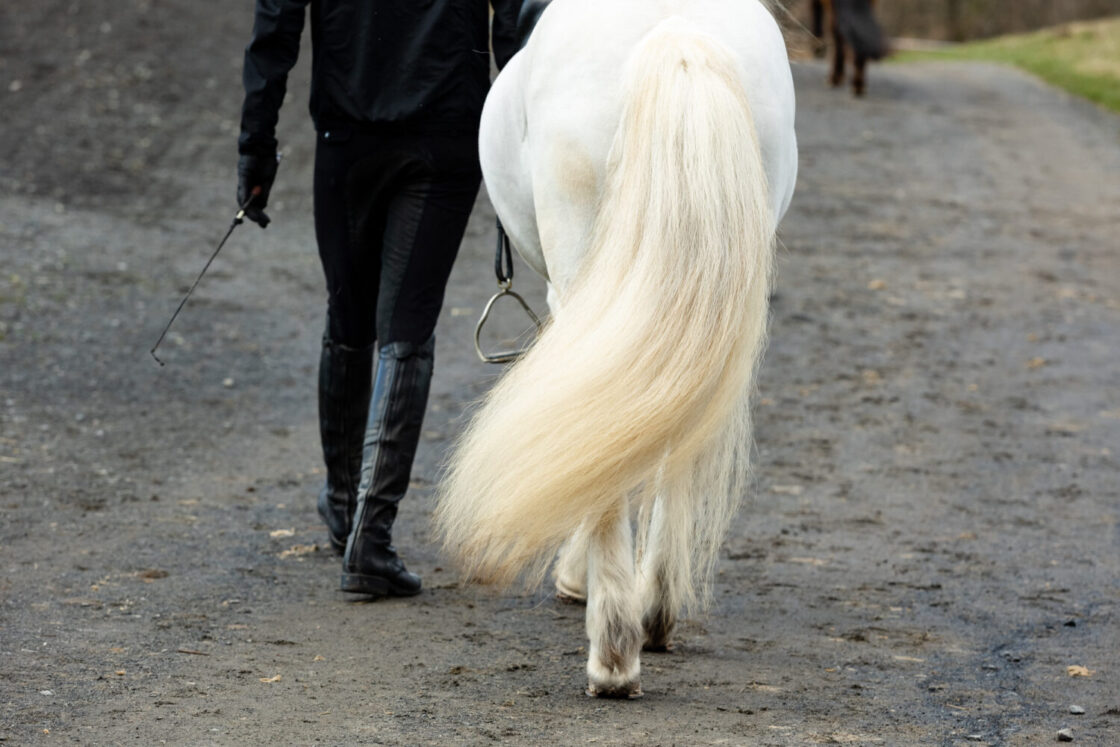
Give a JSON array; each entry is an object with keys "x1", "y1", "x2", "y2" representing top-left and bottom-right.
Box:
[
  {"x1": 239, "y1": 0, "x2": 310, "y2": 156},
  {"x1": 491, "y1": 0, "x2": 523, "y2": 70}
]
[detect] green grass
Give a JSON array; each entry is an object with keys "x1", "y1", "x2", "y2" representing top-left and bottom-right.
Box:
[{"x1": 895, "y1": 17, "x2": 1120, "y2": 114}]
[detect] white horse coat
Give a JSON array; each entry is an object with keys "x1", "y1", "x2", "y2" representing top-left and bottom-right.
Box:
[
  {"x1": 438, "y1": 0, "x2": 798, "y2": 697},
  {"x1": 483, "y1": 0, "x2": 796, "y2": 296}
]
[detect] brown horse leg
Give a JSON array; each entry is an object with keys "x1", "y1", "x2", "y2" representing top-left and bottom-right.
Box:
[
  {"x1": 853, "y1": 53, "x2": 867, "y2": 96},
  {"x1": 811, "y1": 0, "x2": 828, "y2": 59},
  {"x1": 830, "y1": 22, "x2": 846, "y2": 87}
]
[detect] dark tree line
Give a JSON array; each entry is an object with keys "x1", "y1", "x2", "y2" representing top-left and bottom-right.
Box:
[{"x1": 791, "y1": 0, "x2": 1120, "y2": 41}]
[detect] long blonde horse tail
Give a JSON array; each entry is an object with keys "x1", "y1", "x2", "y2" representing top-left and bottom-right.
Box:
[{"x1": 436, "y1": 19, "x2": 775, "y2": 604}]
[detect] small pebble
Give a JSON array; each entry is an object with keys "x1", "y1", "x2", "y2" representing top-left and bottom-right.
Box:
[
  {"x1": 1057, "y1": 728, "x2": 1074, "y2": 742},
  {"x1": 222, "y1": 377, "x2": 235, "y2": 388},
  {"x1": 1069, "y1": 705, "x2": 1085, "y2": 715}
]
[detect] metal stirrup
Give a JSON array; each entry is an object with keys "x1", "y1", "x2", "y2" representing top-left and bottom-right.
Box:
[{"x1": 474, "y1": 219, "x2": 542, "y2": 364}]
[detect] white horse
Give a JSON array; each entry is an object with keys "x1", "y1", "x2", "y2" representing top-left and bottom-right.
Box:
[{"x1": 437, "y1": 0, "x2": 798, "y2": 697}]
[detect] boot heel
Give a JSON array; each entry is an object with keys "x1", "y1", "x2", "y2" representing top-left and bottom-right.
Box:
[{"x1": 340, "y1": 572, "x2": 390, "y2": 596}]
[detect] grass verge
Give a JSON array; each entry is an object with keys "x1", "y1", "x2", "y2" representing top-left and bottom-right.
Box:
[{"x1": 895, "y1": 17, "x2": 1120, "y2": 114}]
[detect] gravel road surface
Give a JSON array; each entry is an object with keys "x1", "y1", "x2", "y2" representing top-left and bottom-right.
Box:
[{"x1": 2, "y1": 4, "x2": 1118, "y2": 743}]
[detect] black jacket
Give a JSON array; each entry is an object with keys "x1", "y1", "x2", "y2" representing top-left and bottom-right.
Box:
[{"x1": 240, "y1": 0, "x2": 522, "y2": 156}]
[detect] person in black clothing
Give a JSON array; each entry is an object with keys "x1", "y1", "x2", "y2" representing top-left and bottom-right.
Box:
[{"x1": 237, "y1": 0, "x2": 521, "y2": 597}]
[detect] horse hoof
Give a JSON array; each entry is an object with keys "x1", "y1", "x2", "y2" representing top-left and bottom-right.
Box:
[
  {"x1": 556, "y1": 590, "x2": 587, "y2": 605},
  {"x1": 586, "y1": 681, "x2": 643, "y2": 699},
  {"x1": 555, "y1": 579, "x2": 587, "y2": 605},
  {"x1": 641, "y1": 612, "x2": 675, "y2": 652}
]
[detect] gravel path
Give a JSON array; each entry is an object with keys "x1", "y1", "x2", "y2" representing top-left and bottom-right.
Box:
[{"x1": 2, "y1": 10, "x2": 1118, "y2": 742}]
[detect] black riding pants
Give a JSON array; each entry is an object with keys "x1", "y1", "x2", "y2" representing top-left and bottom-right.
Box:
[{"x1": 313, "y1": 128, "x2": 482, "y2": 348}]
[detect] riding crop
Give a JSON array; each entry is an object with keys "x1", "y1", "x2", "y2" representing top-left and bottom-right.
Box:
[{"x1": 150, "y1": 185, "x2": 268, "y2": 366}]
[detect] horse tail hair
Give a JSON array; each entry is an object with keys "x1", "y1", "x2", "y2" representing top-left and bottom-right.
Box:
[{"x1": 435, "y1": 19, "x2": 775, "y2": 607}]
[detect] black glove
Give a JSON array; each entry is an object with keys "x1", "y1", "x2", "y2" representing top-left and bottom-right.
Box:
[{"x1": 237, "y1": 152, "x2": 279, "y2": 228}]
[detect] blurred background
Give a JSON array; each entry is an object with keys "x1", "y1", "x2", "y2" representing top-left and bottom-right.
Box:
[{"x1": 779, "y1": 0, "x2": 1120, "y2": 40}]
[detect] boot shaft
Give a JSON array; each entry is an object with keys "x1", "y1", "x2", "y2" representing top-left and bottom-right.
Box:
[
  {"x1": 317, "y1": 335, "x2": 375, "y2": 552},
  {"x1": 357, "y1": 336, "x2": 435, "y2": 506},
  {"x1": 318, "y1": 336, "x2": 375, "y2": 493},
  {"x1": 341, "y1": 335, "x2": 435, "y2": 596}
]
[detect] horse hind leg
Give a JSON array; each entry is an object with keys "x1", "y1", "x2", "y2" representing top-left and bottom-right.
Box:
[
  {"x1": 554, "y1": 520, "x2": 591, "y2": 604},
  {"x1": 585, "y1": 501, "x2": 643, "y2": 698},
  {"x1": 638, "y1": 496, "x2": 678, "y2": 652}
]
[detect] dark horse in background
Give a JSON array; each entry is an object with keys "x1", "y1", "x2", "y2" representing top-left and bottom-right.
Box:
[{"x1": 812, "y1": 0, "x2": 888, "y2": 96}]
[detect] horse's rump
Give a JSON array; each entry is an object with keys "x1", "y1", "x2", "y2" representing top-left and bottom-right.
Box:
[{"x1": 437, "y1": 13, "x2": 786, "y2": 606}]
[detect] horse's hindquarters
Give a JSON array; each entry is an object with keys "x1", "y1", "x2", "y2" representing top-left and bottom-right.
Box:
[
  {"x1": 443, "y1": 0, "x2": 798, "y2": 697},
  {"x1": 478, "y1": 52, "x2": 548, "y2": 281}
]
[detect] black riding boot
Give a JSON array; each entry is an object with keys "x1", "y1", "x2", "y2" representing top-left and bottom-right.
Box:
[
  {"x1": 316, "y1": 335, "x2": 374, "y2": 555},
  {"x1": 340, "y1": 336, "x2": 434, "y2": 597}
]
